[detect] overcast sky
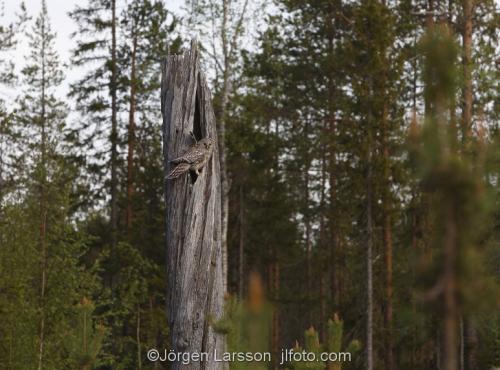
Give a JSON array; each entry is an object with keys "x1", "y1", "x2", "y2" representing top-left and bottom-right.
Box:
[{"x1": 2, "y1": 0, "x2": 184, "y2": 101}]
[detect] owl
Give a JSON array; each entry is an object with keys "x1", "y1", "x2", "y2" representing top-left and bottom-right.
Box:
[{"x1": 166, "y1": 137, "x2": 214, "y2": 179}]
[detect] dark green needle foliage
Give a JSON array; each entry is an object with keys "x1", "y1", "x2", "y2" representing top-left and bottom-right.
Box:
[
  {"x1": 65, "y1": 298, "x2": 106, "y2": 369},
  {"x1": 213, "y1": 274, "x2": 272, "y2": 370},
  {"x1": 288, "y1": 315, "x2": 360, "y2": 370},
  {"x1": 411, "y1": 22, "x2": 499, "y2": 370},
  {"x1": 0, "y1": 2, "x2": 99, "y2": 368},
  {"x1": 0, "y1": 0, "x2": 499, "y2": 368}
]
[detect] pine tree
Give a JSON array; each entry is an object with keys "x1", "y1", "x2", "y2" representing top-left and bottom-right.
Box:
[
  {"x1": 65, "y1": 298, "x2": 106, "y2": 369},
  {"x1": 413, "y1": 20, "x2": 498, "y2": 370},
  {"x1": 0, "y1": 1, "x2": 27, "y2": 207},
  {"x1": 15, "y1": 3, "x2": 68, "y2": 367},
  {"x1": 0, "y1": 2, "x2": 99, "y2": 368},
  {"x1": 214, "y1": 273, "x2": 272, "y2": 370},
  {"x1": 289, "y1": 315, "x2": 360, "y2": 370},
  {"x1": 69, "y1": 1, "x2": 182, "y2": 366},
  {"x1": 121, "y1": 0, "x2": 180, "y2": 241},
  {"x1": 339, "y1": 1, "x2": 406, "y2": 368},
  {"x1": 68, "y1": 0, "x2": 120, "y2": 245}
]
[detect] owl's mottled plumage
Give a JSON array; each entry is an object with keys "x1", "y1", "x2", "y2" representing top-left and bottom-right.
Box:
[{"x1": 166, "y1": 137, "x2": 214, "y2": 179}]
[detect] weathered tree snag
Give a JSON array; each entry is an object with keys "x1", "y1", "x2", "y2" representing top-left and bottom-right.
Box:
[{"x1": 161, "y1": 40, "x2": 225, "y2": 370}]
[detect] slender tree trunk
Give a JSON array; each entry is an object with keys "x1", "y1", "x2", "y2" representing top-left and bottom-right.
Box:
[
  {"x1": 303, "y1": 119, "x2": 313, "y2": 328},
  {"x1": 427, "y1": 0, "x2": 435, "y2": 29},
  {"x1": 238, "y1": 185, "x2": 245, "y2": 299},
  {"x1": 460, "y1": 317, "x2": 465, "y2": 370},
  {"x1": 382, "y1": 106, "x2": 394, "y2": 370},
  {"x1": 161, "y1": 41, "x2": 225, "y2": 370},
  {"x1": 137, "y1": 305, "x2": 142, "y2": 370},
  {"x1": 327, "y1": 2, "x2": 340, "y2": 312},
  {"x1": 268, "y1": 256, "x2": 280, "y2": 369},
  {"x1": 37, "y1": 17, "x2": 48, "y2": 369},
  {"x1": 329, "y1": 166, "x2": 339, "y2": 309},
  {"x1": 38, "y1": 210, "x2": 47, "y2": 370},
  {"x1": 376, "y1": 0, "x2": 394, "y2": 366},
  {"x1": 461, "y1": 3, "x2": 478, "y2": 368},
  {"x1": 464, "y1": 318, "x2": 478, "y2": 370},
  {"x1": 83, "y1": 307, "x2": 89, "y2": 370},
  {"x1": 443, "y1": 202, "x2": 458, "y2": 370},
  {"x1": 411, "y1": 200, "x2": 419, "y2": 369},
  {"x1": 219, "y1": 0, "x2": 231, "y2": 294},
  {"x1": 127, "y1": 31, "x2": 138, "y2": 235},
  {"x1": 219, "y1": 90, "x2": 229, "y2": 294},
  {"x1": 319, "y1": 147, "x2": 327, "y2": 340},
  {"x1": 461, "y1": 0, "x2": 473, "y2": 144},
  {"x1": 383, "y1": 174, "x2": 394, "y2": 370},
  {"x1": 211, "y1": 0, "x2": 250, "y2": 295},
  {"x1": 425, "y1": 0, "x2": 435, "y2": 119},
  {"x1": 305, "y1": 224, "x2": 312, "y2": 297},
  {"x1": 149, "y1": 297, "x2": 160, "y2": 370},
  {"x1": 110, "y1": 0, "x2": 118, "y2": 247},
  {"x1": 366, "y1": 140, "x2": 374, "y2": 370}
]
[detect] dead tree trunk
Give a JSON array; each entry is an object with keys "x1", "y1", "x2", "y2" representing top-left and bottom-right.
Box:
[{"x1": 161, "y1": 40, "x2": 225, "y2": 370}]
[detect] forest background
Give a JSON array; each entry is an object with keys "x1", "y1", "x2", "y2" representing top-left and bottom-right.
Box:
[{"x1": 0, "y1": 0, "x2": 498, "y2": 369}]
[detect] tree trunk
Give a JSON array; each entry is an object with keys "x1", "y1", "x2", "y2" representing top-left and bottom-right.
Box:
[
  {"x1": 127, "y1": 30, "x2": 138, "y2": 235},
  {"x1": 461, "y1": 0, "x2": 473, "y2": 144},
  {"x1": 303, "y1": 118, "x2": 312, "y2": 327},
  {"x1": 219, "y1": 92, "x2": 229, "y2": 294},
  {"x1": 366, "y1": 145, "x2": 374, "y2": 370},
  {"x1": 383, "y1": 172, "x2": 394, "y2": 370},
  {"x1": 461, "y1": 2, "x2": 477, "y2": 367},
  {"x1": 443, "y1": 203, "x2": 458, "y2": 370},
  {"x1": 238, "y1": 185, "x2": 245, "y2": 299},
  {"x1": 110, "y1": 0, "x2": 118, "y2": 247},
  {"x1": 464, "y1": 318, "x2": 478, "y2": 370},
  {"x1": 382, "y1": 105, "x2": 394, "y2": 370},
  {"x1": 219, "y1": 0, "x2": 231, "y2": 294},
  {"x1": 37, "y1": 209, "x2": 47, "y2": 370},
  {"x1": 425, "y1": 0, "x2": 435, "y2": 119},
  {"x1": 319, "y1": 146, "x2": 327, "y2": 340},
  {"x1": 38, "y1": 17, "x2": 48, "y2": 368},
  {"x1": 161, "y1": 40, "x2": 225, "y2": 370},
  {"x1": 268, "y1": 257, "x2": 280, "y2": 369},
  {"x1": 137, "y1": 305, "x2": 142, "y2": 370}
]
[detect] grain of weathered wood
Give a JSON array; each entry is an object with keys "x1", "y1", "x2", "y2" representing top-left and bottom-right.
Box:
[{"x1": 161, "y1": 40, "x2": 225, "y2": 370}]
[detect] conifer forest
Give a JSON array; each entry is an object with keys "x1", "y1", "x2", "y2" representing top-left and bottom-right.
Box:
[{"x1": 0, "y1": 0, "x2": 499, "y2": 369}]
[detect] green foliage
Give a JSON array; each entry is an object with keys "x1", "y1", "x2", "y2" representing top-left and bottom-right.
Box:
[
  {"x1": 65, "y1": 298, "x2": 106, "y2": 369},
  {"x1": 287, "y1": 315, "x2": 360, "y2": 370},
  {"x1": 0, "y1": 3, "x2": 101, "y2": 368},
  {"x1": 0, "y1": 0, "x2": 499, "y2": 369},
  {"x1": 65, "y1": 1, "x2": 180, "y2": 367},
  {"x1": 419, "y1": 24, "x2": 460, "y2": 113},
  {"x1": 290, "y1": 328, "x2": 324, "y2": 370},
  {"x1": 214, "y1": 292, "x2": 272, "y2": 370},
  {"x1": 409, "y1": 18, "x2": 499, "y2": 370},
  {"x1": 0, "y1": 204, "x2": 39, "y2": 368}
]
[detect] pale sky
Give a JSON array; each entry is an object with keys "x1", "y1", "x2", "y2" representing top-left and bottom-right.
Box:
[
  {"x1": 3, "y1": 0, "x2": 497, "y2": 104},
  {"x1": 2, "y1": 0, "x2": 184, "y2": 101}
]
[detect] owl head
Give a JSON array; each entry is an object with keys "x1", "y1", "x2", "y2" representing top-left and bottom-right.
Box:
[{"x1": 199, "y1": 137, "x2": 213, "y2": 149}]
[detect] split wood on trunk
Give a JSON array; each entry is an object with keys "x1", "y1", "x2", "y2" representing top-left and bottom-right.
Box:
[{"x1": 161, "y1": 40, "x2": 225, "y2": 370}]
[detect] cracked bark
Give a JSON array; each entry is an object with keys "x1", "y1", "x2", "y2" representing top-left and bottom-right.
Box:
[{"x1": 161, "y1": 40, "x2": 225, "y2": 370}]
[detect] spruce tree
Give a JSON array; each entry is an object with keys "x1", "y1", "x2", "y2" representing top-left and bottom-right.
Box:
[
  {"x1": 69, "y1": 2, "x2": 181, "y2": 366},
  {"x1": 0, "y1": 2, "x2": 99, "y2": 368},
  {"x1": 0, "y1": 1, "x2": 27, "y2": 207},
  {"x1": 68, "y1": 0, "x2": 120, "y2": 245}
]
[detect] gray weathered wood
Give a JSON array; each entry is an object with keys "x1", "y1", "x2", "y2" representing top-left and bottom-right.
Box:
[{"x1": 161, "y1": 40, "x2": 225, "y2": 370}]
